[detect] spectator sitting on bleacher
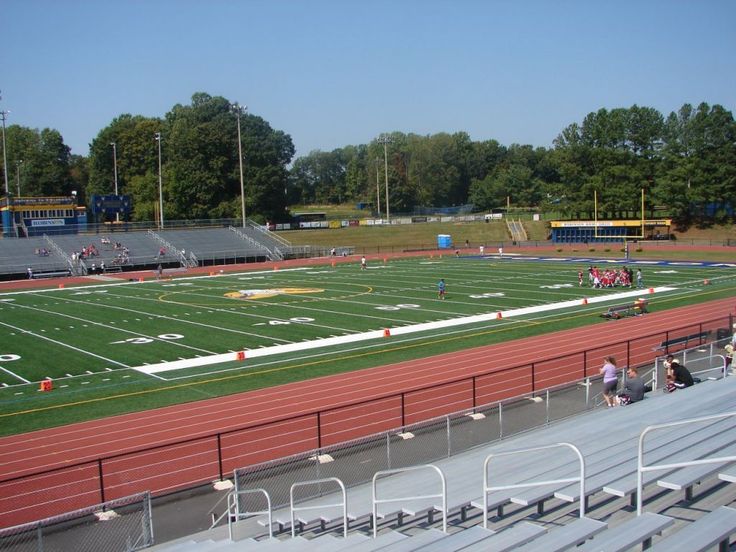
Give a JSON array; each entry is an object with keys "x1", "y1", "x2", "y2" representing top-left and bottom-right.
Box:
[
  {"x1": 615, "y1": 366, "x2": 645, "y2": 405},
  {"x1": 665, "y1": 355, "x2": 695, "y2": 388}
]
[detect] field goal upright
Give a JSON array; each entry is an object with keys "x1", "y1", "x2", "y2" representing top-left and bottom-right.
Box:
[{"x1": 593, "y1": 189, "x2": 645, "y2": 240}]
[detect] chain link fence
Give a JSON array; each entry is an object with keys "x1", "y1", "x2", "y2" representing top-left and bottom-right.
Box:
[
  {"x1": 0, "y1": 492, "x2": 152, "y2": 552},
  {"x1": 232, "y1": 376, "x2": 596, "y2": 515}
]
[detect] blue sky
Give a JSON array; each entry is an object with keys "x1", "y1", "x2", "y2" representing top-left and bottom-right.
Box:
[{"x1": 3, "y1": 0, "x2": 735, "y2": 158}]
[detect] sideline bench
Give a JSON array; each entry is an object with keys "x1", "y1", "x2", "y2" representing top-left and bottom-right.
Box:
[
  {"x1": 31, "y1": 270, "x2": 71, "y2": 279},
  {"x1": 601, "y1": 299, "x2": 648, "y2": 320},
  {"x1": 654, "y1": 331, "x2": 710, "y2": 352}
]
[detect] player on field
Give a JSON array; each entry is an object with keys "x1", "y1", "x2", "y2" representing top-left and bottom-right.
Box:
[{"x1": 438, "y1": 278, "x2": 446, "y2": 299}]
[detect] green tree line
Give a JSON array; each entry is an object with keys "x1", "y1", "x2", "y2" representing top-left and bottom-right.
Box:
[{"x1": 1, "y1": 95, "x2": 734, "y2": 226}]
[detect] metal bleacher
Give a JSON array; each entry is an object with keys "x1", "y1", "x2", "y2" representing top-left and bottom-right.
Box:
[
  {"x1": 49, "y1": 232, "x2": 166, "y2": 272},
  {"x1": 0, "y1": 235, "x2": 70, "y2": 276},
  {"x1": 0, "y1": 224, "x2": 298, "y2": 279},
  {"x1": 147, "y1": 371, "x2": 736, "y2": 551},
  {"x1": 153, "y1": 228, "x2": 271, "y2": 264}
]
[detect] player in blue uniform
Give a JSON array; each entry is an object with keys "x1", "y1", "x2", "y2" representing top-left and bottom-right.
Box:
[{"x1": 438, "y1": 278, "x2": 446, "y2": 299}]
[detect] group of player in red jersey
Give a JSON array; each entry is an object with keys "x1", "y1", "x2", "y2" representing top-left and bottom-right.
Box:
[{"x1": 578, "y1": 265, "x2": 634, "y2": 288}]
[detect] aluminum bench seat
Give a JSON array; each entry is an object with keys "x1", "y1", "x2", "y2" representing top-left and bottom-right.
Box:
[
  {"x1": 513, "y1": 517, "x2": 607, "y2": 552},
  {"x1": 647, "y1": 506, "x2": 736, "y2": 552},
  {"x1": 458, "y1": 522, "x2": 547, "y2": 552},
  {"x1": 577, "y1": 512, "x2": 674, "y2": 552}
]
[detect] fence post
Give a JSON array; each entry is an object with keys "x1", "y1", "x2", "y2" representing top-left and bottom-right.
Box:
[
  {"x1": 446, "y1": 417, "x2": 451, "y2": 458},
  {"x1": 317, "y1": 411, "x2": 322, "y2": 449},
  {"x1": 401, "y1": 393, "x2": 406, "y2": 428},
  {"x1": 499, "y1": 403, "x2": 504, "y2": 439},
  {"x1": 472, "y1": 376, "x2": 477, "y2": 410},
  {"x1": 98, "y1": 459, "x2": 106, "y2": 504},
  {"x1": 531, "y1": 363, "x2": 535, "y2": 393},
  {"x1": 386, "y1": 433, "x2": 391, "y2": 470},
  {"x1": 217, "y1": 434, "x2": 224, "y2": 482}
]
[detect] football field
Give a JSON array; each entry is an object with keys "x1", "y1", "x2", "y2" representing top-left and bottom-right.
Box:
[{"x1": 1, "y1": 254, "x2": 735, "y2": 431}]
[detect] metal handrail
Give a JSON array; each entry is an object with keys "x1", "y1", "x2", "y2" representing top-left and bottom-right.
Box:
[
  {"x1": 372, "y1": 464, "x2": 447, "y2": 538},
  {"x1": 636, "y1": 411, "x2": 736, "y2": 515},
  {"x1": 290, "y1": 477, "x2": 347, "y2": 538},
  {"x1": 246, "y1": 218, "x2": 292, "y2": 247},
  {"x1": 228, "y1": 226, "x2": 281, "y2": 260},
  {"x1": 483, "y1": 442, "x2": 586, "y2": 529},
  {"x1": 225, "y1": 488, "x2": 273, "y2": 540}
]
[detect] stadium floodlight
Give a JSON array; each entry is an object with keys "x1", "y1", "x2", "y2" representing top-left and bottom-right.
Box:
[
  {"x1": 375, "y1": 158, "x2": 381, "y2": 218},
  {"x1": 154, "y1": 132, "x2": 164, "y2": 229},
  {"x1": 110, "y1": 142, "x2": 119, "y2": 221},
  {"x1": 15, "y1": 159, "x2": 22, "y2": 196},
  {"x1": 377, "y1": 134, "x2": 392, "y2": 222},
  {"x1": 231, "y1": 102, "x2": 247, "y2": 227},
  {"x1": 0, "y1": 107, "x2": 8, "y2": 197}
]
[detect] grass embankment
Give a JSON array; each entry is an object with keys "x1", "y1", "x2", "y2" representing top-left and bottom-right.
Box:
[{"x1": 281, "y1": 220, "x2": 735, "y2": 261}]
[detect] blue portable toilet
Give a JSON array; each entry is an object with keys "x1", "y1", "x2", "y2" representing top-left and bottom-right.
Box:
[{"x1": 437, "y1": 234, "x2": 452, "y2": 249}]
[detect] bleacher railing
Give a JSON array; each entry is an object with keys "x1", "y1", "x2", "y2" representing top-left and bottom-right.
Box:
[
  {"x1": 291, "y1": 478, "x2": 347, "y2": 538},
  {"x1": 0, "y1": 315, "x2": 731, "y2": 529},
  {"x1": 636, "y1": 411, "x2": 736, "y2": 515},
  {"x1": 372, "y1": 465, "x2": 447, "y2": 537},
  {"x1": 483, "y1": 442, "x2": 585, "y2": 528}
]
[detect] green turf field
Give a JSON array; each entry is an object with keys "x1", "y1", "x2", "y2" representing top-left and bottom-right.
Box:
[{"x1": 1, "y1": 254, "x2": 735, "y2": 435}]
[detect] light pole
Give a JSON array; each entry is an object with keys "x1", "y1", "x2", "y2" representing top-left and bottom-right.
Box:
[
  {"x1": 110, "y1": 142, "x2": 119, "y2": 221},
  {"x1": 15, "y1": 160, "x2": 22, "y2": 196},
  {"x1": 377, "y1": 135, "x2": 392, "y2": 222},
  {"x1": 0, "y1": 109, "x2": 8, "y2": 197},
  {"x1": 154, "y1": 132, "x2": 164, "y2": 229},
  {"x1": 231, "y1": 103, "x2": 247, "y2": 227},
  {"x1": 374, "y1": 158, "x2": 381, "y2": 218}
]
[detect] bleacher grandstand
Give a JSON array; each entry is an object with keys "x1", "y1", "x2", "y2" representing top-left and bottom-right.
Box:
[
  {"x1": 3, "y1": 340, "x2": 734, "y2": 551},
  {"x1": 153, "y1": 367, "x2": 736, "y2": 551},
  {"x1": 0, "y1": 223, "x2": 307, "y2": 280}
]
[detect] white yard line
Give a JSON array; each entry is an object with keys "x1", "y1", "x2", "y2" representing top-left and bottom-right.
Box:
[
  {"x1": 0, "y1": 321, "x2": 132, "y2": 368},
  {"x1": 134, "y1": 287, "x2": 674, "y2": 375},
  {"x1": 0, "y1": 365, "x2": 31, "y2": 384}
]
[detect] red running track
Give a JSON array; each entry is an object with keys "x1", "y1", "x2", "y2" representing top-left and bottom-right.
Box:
[{"x1": 0, "y1": 293, "x2": 733, "y2": 527}]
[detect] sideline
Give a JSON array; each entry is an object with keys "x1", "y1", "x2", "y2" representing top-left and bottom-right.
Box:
[{"x1": 136, "y1": 286, "x2": 674, "y2": 374}]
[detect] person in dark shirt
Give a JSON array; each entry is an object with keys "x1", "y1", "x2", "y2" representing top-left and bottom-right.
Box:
[{"x1": 669, "y1": 359, "x2": 694, "y2": 388}]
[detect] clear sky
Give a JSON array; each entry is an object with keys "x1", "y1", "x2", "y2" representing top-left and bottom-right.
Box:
[{"x1": 3, "y1": 0, "x2": 735, "y2": 159}]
